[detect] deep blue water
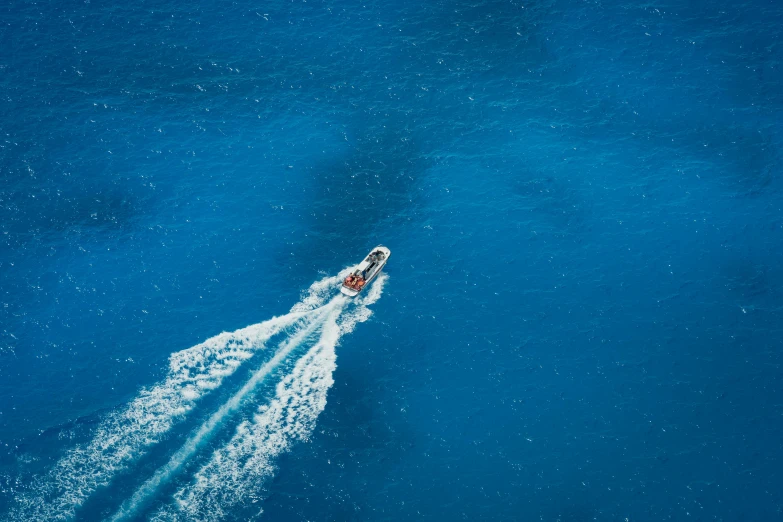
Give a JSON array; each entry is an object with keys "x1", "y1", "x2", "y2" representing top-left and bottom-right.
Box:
[{"x1": 1, "y1": 0, "x2": 782, "y2": 519}]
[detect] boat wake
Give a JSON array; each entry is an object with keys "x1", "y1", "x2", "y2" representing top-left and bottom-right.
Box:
[
  {"x1": 155, "y1": 275, "x2": 386, "y2": 521},
  {"x1": 8, "y1": 269, "x2": 386, "y2": 521}
]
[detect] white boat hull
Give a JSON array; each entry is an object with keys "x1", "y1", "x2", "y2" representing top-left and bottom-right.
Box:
[
  {"x1": 340, "y1": 246, "x2": 390, "y2": 297},
  {"x1": 340, "y1": 286, "x2": 360, "y2": 297}
]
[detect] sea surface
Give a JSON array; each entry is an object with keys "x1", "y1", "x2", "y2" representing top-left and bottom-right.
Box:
[{"x1": 1, "y1": 0, "x2": 782, "y2": 520}]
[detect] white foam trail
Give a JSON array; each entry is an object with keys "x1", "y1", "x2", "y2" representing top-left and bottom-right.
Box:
[
  {"x1": 338, "y1": 272, "x2": 387, "y2": 335},
  {"x1": 8, "y1": 273, "x2": 342, "y2": 522},
  {"x1": 291, "y1": 268, "x2": 354, "y2": 313},
  {"x1": 156, "y1": 274, "x2": 388, "y2": 521},
  {"x1": 109, "y1": 299, "x2": 346, "y2": 522}
]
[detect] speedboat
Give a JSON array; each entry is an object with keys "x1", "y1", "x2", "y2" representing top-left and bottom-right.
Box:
[{"x1": 341, "y1": 246, "x2": 391, "y2": 297}]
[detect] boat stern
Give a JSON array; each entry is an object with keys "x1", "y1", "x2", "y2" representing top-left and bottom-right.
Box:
[{"x1": 340, "y1": 285, "x2": 360, "y2": 297}]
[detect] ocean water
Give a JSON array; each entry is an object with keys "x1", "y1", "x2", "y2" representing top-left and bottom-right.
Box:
[{"x1": 1, "y1": 0, "x2": 782, "y2": 520}]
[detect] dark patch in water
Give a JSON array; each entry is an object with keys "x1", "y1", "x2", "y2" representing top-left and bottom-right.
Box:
[
  {"x1": 716, "y1": 127, "x2": 779, "y2": 197},
  {"x1": 281, "y1": 118, "x2": 428, "y2": 274},
  {"x1": 508, "y1": 169, "x2": 589, "y2": 234},
  {"x1": 720, "y1": 257, "x2": 777, "y2": 302},
  {"x1": 0, "y1": 176, "x2": 148, "y2": 251}
]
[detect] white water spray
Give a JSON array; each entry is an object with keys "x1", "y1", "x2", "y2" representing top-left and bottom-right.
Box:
[
  {"x1": 109, "y1": 299, "x2": 346, "y2": 521},
  {"x1": 8, "y1": 271, "x2": 351, "y2": 522},
  {"x1": 154, "y1": 273, "x2": 388, "y2": 521}
]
